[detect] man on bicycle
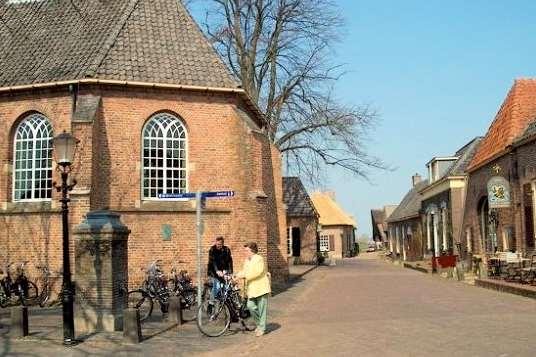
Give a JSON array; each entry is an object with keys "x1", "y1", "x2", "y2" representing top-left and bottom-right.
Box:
[{"x1": 207, "y1": 236, "x2": 233, "y2": 304}]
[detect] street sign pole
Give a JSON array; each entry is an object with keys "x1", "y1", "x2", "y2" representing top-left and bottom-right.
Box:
[
  {"x1": 158, "y1": 190, "x2": 234, "y2": 307},
  {"x1": 196, "y1": 191, "x2": 202, "y2": 307}
]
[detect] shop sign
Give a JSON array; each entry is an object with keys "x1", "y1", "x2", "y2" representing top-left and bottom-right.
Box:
[{"x1": 487, "y1": 176, "x2": 511, "y2": 208}]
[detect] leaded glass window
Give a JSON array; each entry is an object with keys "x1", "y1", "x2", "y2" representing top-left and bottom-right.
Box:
[
  {"x1": 142, "y1": 113, "x2": 187, "y2": 199},
  {"x1": 13, "y1": 113, "x2": 54, "y2": 201}
]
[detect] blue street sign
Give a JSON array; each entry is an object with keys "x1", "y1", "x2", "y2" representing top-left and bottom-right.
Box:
[
  {"x1": 158, "y1": 192, "x2": 196, "y2": 199},
  {"x1": 158, "y1": 191, "x2": 235, "y2": 199},
  {"x1": 202, "y1": 191, "x2": 235, "y2": 198}
]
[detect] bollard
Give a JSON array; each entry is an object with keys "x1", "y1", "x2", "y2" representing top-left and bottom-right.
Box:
[
  {"x1": 10, "y1": 306, "x2": 29, "y2": 338},
  {"x1": 168, "y1": 296, "x2": 183, "y2": 327},
  {"x1": 123, "y1": 308, "x2": 142, "y2": 343}
]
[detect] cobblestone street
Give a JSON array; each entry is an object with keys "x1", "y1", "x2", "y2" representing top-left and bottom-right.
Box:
[
  {"x1": 205, "y1": 254, "x2": 536, "y2": 357},
  {"x1": 2, "y1": 255, "x2": 536, "y2": 356}
]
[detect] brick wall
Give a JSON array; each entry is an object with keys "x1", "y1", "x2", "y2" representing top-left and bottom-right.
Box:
[
  {"x1": 319, "y1": 225, "x2": 354, "y2": 259},
  {"x1": 0, "y1": 84, "x2": 289, "y2": 287},
  {"x1": 287, "y1": 216, "x2": 319, "y2": 264},
  {"x1": 512, "y1": 140, "x2": 536, "y2": 255},
  {"x1": 462, "y1": 155, "x2": 517, "y2": 258}
]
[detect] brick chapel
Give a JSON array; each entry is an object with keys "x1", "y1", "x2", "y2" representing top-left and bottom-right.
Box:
[{"x1": 0, "y1": 0, "x2": 288, "y2": 285}]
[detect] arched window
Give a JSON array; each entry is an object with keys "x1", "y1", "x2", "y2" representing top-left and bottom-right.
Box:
[
  {"x1": 13, "y1": 113, "x2": 54, "y2": 201},
  {"x1": 142, "y1": 112, "x2": 187, "y2": 199}
]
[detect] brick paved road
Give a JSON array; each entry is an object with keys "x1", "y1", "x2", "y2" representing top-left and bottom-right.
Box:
[
  {"x1": 209, "y1": 254, "x2": 536, "y2": 357},
  {"x1": 2, "y1": 255, "x2": 536, "y2": 356}
]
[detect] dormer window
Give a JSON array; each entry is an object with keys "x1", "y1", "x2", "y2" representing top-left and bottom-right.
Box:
[{"x1": 427, "y1": 157, "x2": 458, "y2": 183}]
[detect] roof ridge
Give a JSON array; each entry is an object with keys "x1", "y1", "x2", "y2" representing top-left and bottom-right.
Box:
[{"x1": 85, "y1": 0, "x2": 140, "y2": 78}]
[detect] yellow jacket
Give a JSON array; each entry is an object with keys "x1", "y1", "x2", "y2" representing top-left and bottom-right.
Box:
[{"x1": 237, "y1": 254, "x2": 271, "y2": 298}]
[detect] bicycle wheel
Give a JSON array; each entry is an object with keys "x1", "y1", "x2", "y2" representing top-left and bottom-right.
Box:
[
  {"x1": 127, "y1": 290, "x2": 153, "y2": 322},
  {"x1": 20, "y1": 281, "x2": 39, "y2": 306},
  {"x1": 197, "y1": 300, "x2": 231, "y2": 337},
  {"x1": 38, "y1": 287, "x2": 50, "y2": 308},
  {"x1": 241, "y1": 317, "x2": 256, "y2": 332},
  {"x1": 180, "y1": 288, "x2": 197, "y2": 322}
]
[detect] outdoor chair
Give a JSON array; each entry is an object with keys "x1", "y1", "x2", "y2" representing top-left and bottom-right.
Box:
[
  {"x1": 521, "y1": 255, "x2": 536, "y2": 284},
  {"x1": 486, "y1": 254, "x2": 502, "y2": 278}
]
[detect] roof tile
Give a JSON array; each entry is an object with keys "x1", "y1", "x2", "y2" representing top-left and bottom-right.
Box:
[
  {"x1": 0, "y1": 0, "x2": 238, "y2": 89},
  {"x1": 468, "y1": 79, "x2": 536, "y2": 171},
  {"x1": 282, "y1": 177, "x2": 317, "y2": 217}
]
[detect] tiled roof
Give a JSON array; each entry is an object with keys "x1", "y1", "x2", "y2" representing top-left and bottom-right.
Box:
[
  {"x1": 311, "y1": 192, "x2": 356, "y2": 227},
  {"x1": 0, "y1": 0, "x2": 238, "y2": 88},
  {"x1": 371, "y1": 209, "x2": 387, "y2": 238},
  {"x1": 386, "y1": 180, "x2": 428, "y2": 223},
  {"x1": 468, "y1": 79, "x2": 536, "y2": 171},
  {"x1": 371, "y1": 209, "x2": 385, "y2": 223},
  {"x1": 445, "y1": 137, "x2": 483, "y2": 176},
  {"x1": 282, "y1": 177, "x2": 317, "y2": 217},
  {"x1": 513, "y1": 117, "x2": 536, "y2": 145}
]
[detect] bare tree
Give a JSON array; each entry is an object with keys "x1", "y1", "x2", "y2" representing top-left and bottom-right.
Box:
[{"x1": 194, "y1": 0, "x2": 386, "y2": 182}]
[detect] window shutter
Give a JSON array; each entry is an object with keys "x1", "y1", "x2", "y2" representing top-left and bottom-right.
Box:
[{"x1": 329, "y1": 235, "x2": 335, "y2": 251}]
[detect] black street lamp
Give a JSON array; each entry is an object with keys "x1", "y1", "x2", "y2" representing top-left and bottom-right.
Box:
[{"x1": 52, "y1": 130, "x2": 79, "y2": 346}]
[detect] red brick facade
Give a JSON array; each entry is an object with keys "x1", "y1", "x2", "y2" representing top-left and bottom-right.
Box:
[
  {"x1": 462, "y1": 155, "x2": 518, "y2": 259},
  {"x1": 0, "y1": 84, "x2": 288, "y2": 287},
  {"x1": 287, "y1": 216, "x2": 319, "y2": 264}
]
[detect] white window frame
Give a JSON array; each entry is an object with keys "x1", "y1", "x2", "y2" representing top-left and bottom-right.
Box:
[
  {"x1": 141, "y1": 113, "x2": 188, "y2": 200},
  {"x1": 12, "y1": 113, "x2": 53, "y2": 202},
  {"x1": 319, "y1": 234, "x2": 329, "y2": 252}
]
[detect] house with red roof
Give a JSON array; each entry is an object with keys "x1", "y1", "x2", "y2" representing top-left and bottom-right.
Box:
[{"x1": 462, "y1": 79, "x2": 536, "y2": 271}]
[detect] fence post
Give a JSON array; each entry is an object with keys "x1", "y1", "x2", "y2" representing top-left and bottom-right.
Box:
[
  {"x1": 10, "y1": 306, "x2": 29, "y2": 338},
  {"x1": 123, "y1": 308, "x2": 142, "y2": 343},
  {"x1": 168, "y1": 296, "x2": 183, "y2": 327}
]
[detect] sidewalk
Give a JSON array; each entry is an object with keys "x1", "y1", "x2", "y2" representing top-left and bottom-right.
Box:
[
  {"x1": 288, "y1": 264, "x2": 317, "y2": 281},
  {"x1": 0, "y1": 266, "x2": 322, "y2": 356},
  {"x1": 388, "y1": 255, "x2": 536, "y2": 298}
]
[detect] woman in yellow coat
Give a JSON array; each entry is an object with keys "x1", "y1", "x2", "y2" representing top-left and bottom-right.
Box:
[{"x1": 235, "y1": 242, "x2": 271, "y2": 337}]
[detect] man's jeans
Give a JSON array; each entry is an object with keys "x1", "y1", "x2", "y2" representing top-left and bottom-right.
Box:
[{"x1": 210, "y1": 277, "x2": 222, "y2": 302}]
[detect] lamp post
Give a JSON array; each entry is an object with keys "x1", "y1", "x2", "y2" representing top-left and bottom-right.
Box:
[{"x1": 52, "y1": 131, "x2": 79, "y2": 346}]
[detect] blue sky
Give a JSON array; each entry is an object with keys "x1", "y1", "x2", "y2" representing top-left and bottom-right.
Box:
[
  {"x1": 323, "y1": 0, "x2": 536, "y2": 238},
  {"x1": 192, "y1": 1, "x2": 536, "y2": 238}
]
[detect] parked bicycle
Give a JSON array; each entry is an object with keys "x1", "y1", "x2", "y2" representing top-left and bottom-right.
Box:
[
  {"x1": 169, "y1": 267, "x2": 198, "y2": 322},
  {"x1": 26, "y1": 265, "x2": 62, "y2": 307},
  {"x1": 197, "y1": 274, "x2": 255, "y2": 337},
  {"x1": 0, "y1": 262, "x2": 38, "y2": 308},
  {"x1": 127, "y1": 260, "x2": 170, "y2": 322}
]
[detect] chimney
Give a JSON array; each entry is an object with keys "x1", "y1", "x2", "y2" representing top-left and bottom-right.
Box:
[
  {"x1": 325, "y1": 191, "x2": 336, "y2": 201},
  {"x1": 412, "y1": 173, "x2": 422, "y2": 187}
]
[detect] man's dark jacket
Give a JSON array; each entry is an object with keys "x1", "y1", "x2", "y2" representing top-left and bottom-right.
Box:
[{"x1": 207, "y1": 245, "x2": 233, "y2": 278}]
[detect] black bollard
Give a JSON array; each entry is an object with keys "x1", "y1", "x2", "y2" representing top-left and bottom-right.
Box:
[
  {"x1": 10, "y1": 305, "x2": 29, "y2": 338},
  {"x1": 168, "y1": 296, "x2": 183, "y2": 327},
  {"x1": 123, "y1": 308, "x2": 142, "y2": 343}
]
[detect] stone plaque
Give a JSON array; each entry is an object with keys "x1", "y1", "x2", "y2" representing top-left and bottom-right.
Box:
[{"x1": 162, "y1": 224, "x2": 172, "y2": 241}]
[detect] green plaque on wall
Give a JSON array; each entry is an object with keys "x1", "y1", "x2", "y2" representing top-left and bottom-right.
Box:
[{"x1": 162, "y1": 224, "x2": 172, "y2": 241}]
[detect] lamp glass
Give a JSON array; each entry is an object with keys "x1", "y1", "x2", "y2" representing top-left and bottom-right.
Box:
[{"x1": 53, "y1": 131, "x2": 78, "y2": 166}]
